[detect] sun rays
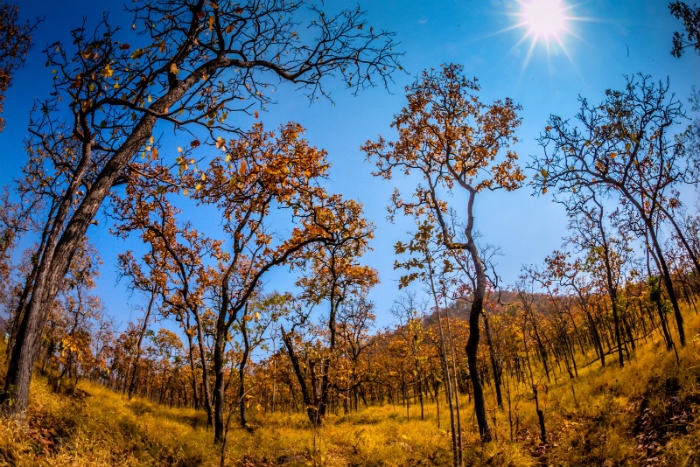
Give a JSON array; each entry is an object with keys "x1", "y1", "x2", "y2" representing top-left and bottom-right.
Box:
[{"x1": 495, "y1": 0, "x2": 585, "y2": 71}]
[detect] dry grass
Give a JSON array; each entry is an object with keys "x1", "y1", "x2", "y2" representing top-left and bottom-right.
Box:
[{"x1": 0, "y1": 308, "x2": 698, "y2": 466}]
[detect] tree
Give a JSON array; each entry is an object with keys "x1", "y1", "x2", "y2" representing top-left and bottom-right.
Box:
[
  {"x1": 116, "y1": 250, "x2": 162, "y2": 400},
  {"x1": 391, "y1": 291, "x2": 429, "y2": 421},
  {"x1": 561, "y1": 188, "x2": 635, "y2": 367},
  {"x1": 0, "y1": 2, "x2": 34, "y2": 130},
  {"x1": 393, "y1": 221, "x2": 467, "y2": 465},
  {"x1": 37, "y1": 240, "x2": 103, "y2": 393},
  {"x1": 148, "y1": 327, "x2": 185, "y2": 404},
  {"x1": 364, "y1": 63, "x2": 523, "y2": 443},
  {"x1": 532, "y1": 74, "x2": 691, "y2": 346},
  {"x1": 234, "y1": 293, "x2": 287, "y2": 428},
  {"x1": 0, "y1": 189, "x2": 31, "y2": 316},
  {"x1": 1, "y1": 0, "x2": 399, "y2": 416},
  {"x1": 336, "y1": 297, "x2": 376, "y2": 412},
  {"x1": 545, "y1": 250, "x2": 607, "y2": 368},
  {"x1": 191, "y1": 122, "x2": 374, "y2": 441},
  {"x1": 669, "y1": 2, "x2": 700, "y2": 57},
  {"x1": 113, "y1": 172, "x2": 219, "y2": 424},
  {"x1": 294, "y1": 197, "x2": 377, "y2": 425}
]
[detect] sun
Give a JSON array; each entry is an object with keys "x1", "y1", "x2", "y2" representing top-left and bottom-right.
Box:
[
  {"x1": 513, "y1": 0, "x2": 575, "y2": 68},
  {"x1": 521, "y1": 0, "x2": 567, "y2": 41}
]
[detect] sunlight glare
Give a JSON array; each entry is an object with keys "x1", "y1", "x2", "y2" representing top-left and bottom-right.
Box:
[
  {"x1": 522, "y1": 0, "x2": 566, "y2": 39},
  {"x1": 514, "y1": 0, "x2": 574, "y2": 69}
]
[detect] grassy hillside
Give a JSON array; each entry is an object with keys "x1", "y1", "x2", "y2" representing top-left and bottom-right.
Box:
[{"x1": 1, "y1": 311, "x2": 699, "y2": 467}]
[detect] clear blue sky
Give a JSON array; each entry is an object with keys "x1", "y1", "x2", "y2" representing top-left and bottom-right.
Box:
[{"x1": 1, "y1": 0, "x2": 698, "y2": 329}]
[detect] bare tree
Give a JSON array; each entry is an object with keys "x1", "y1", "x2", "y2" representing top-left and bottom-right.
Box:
[{"x1": 532, "y1": 74, "x2": 691, "y2": 346}]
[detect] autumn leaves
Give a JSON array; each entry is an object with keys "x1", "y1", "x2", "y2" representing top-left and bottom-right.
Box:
[
  {"x1": 1, "y1": 0, "x2": 400, "y2": 422},
  {"x1": 113, "y1": 120, "x2": 378, "y2": 441}
]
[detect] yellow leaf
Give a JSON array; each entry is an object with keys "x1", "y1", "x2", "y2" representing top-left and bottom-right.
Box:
[
  {"x1": 195, "y1": 183, "x2": 202, "y2": 190},
  {"x1": 169, "y1": 62, "x2": 179, "y2": 75},
  {"x1": 208, "y1": 16, "x2": 215, "y2": 30}
]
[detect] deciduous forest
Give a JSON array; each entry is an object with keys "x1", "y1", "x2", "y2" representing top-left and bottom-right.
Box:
[{"x1": 0, "y1": 1, "x2": 698, "y2": 466}]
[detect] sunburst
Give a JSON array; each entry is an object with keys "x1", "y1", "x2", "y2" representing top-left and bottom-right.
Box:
[{"x1": 513, "y1": 0, "x2": 577, "y2": 69}]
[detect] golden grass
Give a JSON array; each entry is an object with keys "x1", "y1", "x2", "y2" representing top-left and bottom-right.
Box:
[{"x1": 0, "y1": 307, "x2": 698, "y2": 466}]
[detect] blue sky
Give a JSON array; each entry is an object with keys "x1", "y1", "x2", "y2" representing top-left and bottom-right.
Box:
[{"x1": 1, "y1": 0, "x2": 698, "y2": 329}]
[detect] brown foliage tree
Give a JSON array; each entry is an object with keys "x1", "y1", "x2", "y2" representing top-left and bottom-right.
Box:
[
  {"x1": 669, "y1": 1, "x2": 700, "y2": 57},
  {"x1": 0, "y1": 2, "x2": 33, "y2": 130},
  {"x1": 364, "y1": 63, "x2": 523, "y2": 443}
]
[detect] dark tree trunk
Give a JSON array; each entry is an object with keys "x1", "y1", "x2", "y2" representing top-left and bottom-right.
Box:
[
  {"x1": 213, "y1": 309, "x2": 227, "y2": 443},
  {"x1": 609, "y1": 288, "x2": 625, "y2": 368},
  {"x1": 484, "y1": 313, "x2": 503, "y2": 409},
  {"x1": 644, "y1": 213, "x2": 685, "y2": 346},
  {"x1": 465, "y1": 293, "x2": 491, "y2": 442},
  {"x1": 1, "y1": 79, "x2": 189, "y2": 416},
  {"x1": 281, "y1": 327, "x2": 321, "y2": 427},
  {"x1": 183, "y1": 315, "x2": 200, "y2": 410},
  {"x1": 192, "y1": 307, "x2": 213, "y2": 427},
  {"x1": 238, "y1": 315, "x2": 251, "y2": 429},
  {"x1": 583, "y1": 304, "x2": 605, "y2": 367},
  {"x1": 463, "y1": 188, "x2": 491, "y2": 443}
]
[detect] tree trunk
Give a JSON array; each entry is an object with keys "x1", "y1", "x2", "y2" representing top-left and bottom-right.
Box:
[
  {"x1": 643, "y1": 213, "x2": 685, "y2": 346},
  {"x1": 484, "y1": 313, "x2": 503, "y2": 409},
  {"x1": 1, "y1": 83, "x2": 187, "y2": 416},
  {"x1": 128, "y1": 288, "x2": 156, "y2": 399},
  {"x1": 184, "y1": 316, "x2": 200, "y2": 410},
  {"x1": 581, "y1": 301, "x2": 605, "y2": 367},
  {"x1": 318, "y1": 297, "x2": 340, "y2": 422},
  {"x1": 192, "y1": 307, "x2": 214, "y2": 427},
  {"x1": 213, "y1": 309, "x2": 227, "y2": 443},
  {"x1": 281, "y1": 327, "x2": 320, "y2": 427},
  {"x1": 463, "y1": 188, "x2": 491, "y2": 443},
  {"x1": 465, "y1": 294, "x2": 492, "y2": 442},
  {"x1": 238, "y1": 315, "x2": 251, "y2": 429}
]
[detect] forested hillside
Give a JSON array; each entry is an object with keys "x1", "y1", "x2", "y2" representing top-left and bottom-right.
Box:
[{"x1": 0, "y1": 299, "x2": 698, "y2": 466}]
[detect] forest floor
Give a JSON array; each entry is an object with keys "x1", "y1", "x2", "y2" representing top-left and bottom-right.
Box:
[{"x1": 1, "y1": 310, "x2": 699, "y2": 467}]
